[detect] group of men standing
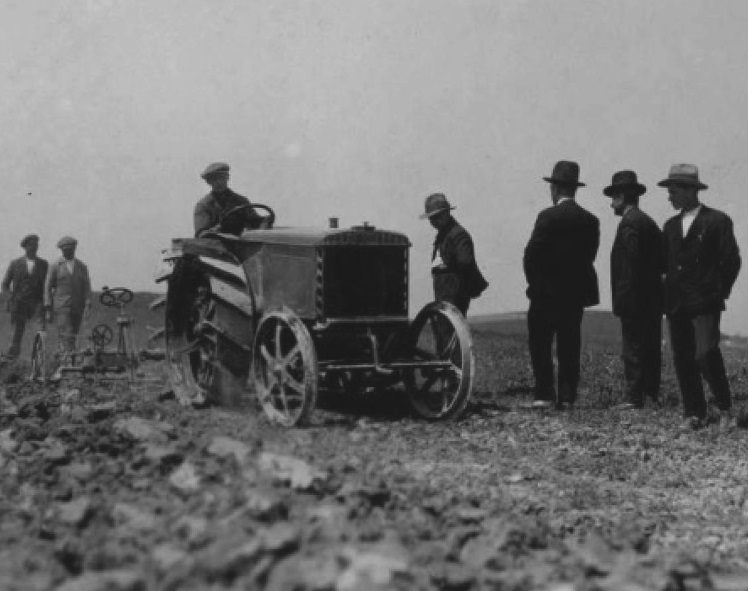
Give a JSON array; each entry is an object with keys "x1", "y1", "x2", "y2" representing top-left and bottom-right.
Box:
[
  {"x1": 521, "y1": 160, "x2": 740, "y2": 431},
  {"x1": 2, "y1": 235, "x2": 92, "y2": 357}
]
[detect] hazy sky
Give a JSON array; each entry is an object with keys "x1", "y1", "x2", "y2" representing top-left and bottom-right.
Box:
[{"x1": 2, "y1": 1, "x2": 748, "y2": 332}]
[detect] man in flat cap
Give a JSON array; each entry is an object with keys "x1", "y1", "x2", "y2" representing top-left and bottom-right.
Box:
[
  {"x1": 421, "y1": 193, "x2": 488, "y2": 316},
  {"x1": 44, "y1": 236, "x2": 92, "y2": 351},
  {"x1": 604, "y1": 170, "x2": 663, "y2": 410},
  {"x1": 194, "y1": 162, "x2": 265, "y2": 237},
  {"x1": 524, "y1": 161, "x2": 600, "y2": 410},
  {"x1": 660, "y1": 164, "x2": 741, "y2": 431},
  {"x1": 1, "y1": 234, "x2": 48, "y2": 358}
]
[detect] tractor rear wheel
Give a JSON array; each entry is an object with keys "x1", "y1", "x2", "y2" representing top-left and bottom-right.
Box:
[{"x1": 165, "y1": 258, "x2": 219, "y2": 405}]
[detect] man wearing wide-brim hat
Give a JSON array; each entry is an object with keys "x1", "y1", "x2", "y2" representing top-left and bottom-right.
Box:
[
  {"x1": 1, "y1": 234, "x2": 48, "y2": 358},
  {"x1": 604, "y1": 170, "x2": 663, "y2": 410},
  {"x1": 194, "y1": 162, "x2": 265, "y2": 238},
  {"x1": 659, "y1": 163, "x2": 741, "y2": 431},
  {"x1": 523, "y1": 160, "x2": 600, "y2": 410},
  {"x1": 420, "y1": 192, "x2": 488, "y2": 316},
  {"x1": 44, "y1": 236, "x2": 92, "y2": 352}
]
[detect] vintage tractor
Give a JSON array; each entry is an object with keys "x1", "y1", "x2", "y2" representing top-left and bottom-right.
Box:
[{"x1": 157, "y1": 204, "x2": 475, "y2": 426}]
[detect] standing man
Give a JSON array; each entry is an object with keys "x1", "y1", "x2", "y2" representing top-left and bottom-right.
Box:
[
  {"x1": 659, "y1": 163, "x2": 741, "y2": 430},
  {"x1": 421, "y1": 192, "x2": 488, "y2": 316},
  {"x1": 1, "y1": 234, "x2": 48, "y2": 358},
  {"x1": 524, "y1": 161, "x2": 600, "y2": 409},
  {"x1": 194, "y1": 162, "x2": 265, "y2": 237},
  {"x1": 45, "y1": 236, "x2": 92, "y2": 351},
  {"x1": 605, "y1": 170, "x2": 663, "y2": 410}
]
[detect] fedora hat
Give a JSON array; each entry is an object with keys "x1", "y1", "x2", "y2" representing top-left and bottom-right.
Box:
[
  {"x1": 657, "y1": 163, "x2": 708, "y2": 190},
  {"x1": 543, "y1": 160, "x2": 585, "y2": 187},
  {"x1": 603, "y1": 170, "x2": 647, "y2": 197},
  {"x1": 420, "y1": 193, "x2": 455, "y2": 219}
]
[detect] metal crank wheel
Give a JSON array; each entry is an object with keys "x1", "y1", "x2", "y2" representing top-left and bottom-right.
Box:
[
  {"x1": 252, "y1": 308, "x2": 317, "y2": 427},
  {"x1": 29, "y1": 332, "x2": 48, "y2": 382},
  {"x1": 405, "y1": 301, "x2": 475, "y2": 420},
  {"x1": 91, "y1": 324, "x2": 114, "y2": 348}
]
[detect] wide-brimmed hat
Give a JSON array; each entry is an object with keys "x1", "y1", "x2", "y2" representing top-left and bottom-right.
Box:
[
  {"x1": 20, "y1": 234, "x2": 39, "y2": 248},
  {"x1": 420, "y1": 193, "x2": 455, "y2": 219},
  {"x1": 543, "y1": 160, "x2": 586, "y2": 187},
  {"x1": 57, "y1": 236, "x2": 77, "y2": 248},
  {"x1": 603, "y1": 170, "x2": 647, "y2": 197},
  {"x1": 201, "y1": 162, "x2": 230, "y2": 180},
  {"x1": 657, "y1": 163, "x2": 708, "y2": 190}
]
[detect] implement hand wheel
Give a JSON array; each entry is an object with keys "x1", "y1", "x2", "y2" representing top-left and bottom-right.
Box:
[
  {"x1": 218, "y1": 203, "x2": 275, "y2": 231},
  {"x1": 29, "y1": 332, "x2": 48, "y2": 382},
  {"x1": 100, "y1": 287, "x2": 134, "y2": 307},
  {"x1": 91, "y1": 324, "x2": 114, "y2": 347}
]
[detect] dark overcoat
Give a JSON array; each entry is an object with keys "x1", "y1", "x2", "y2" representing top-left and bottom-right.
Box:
[
  {"x1": 432, "y1": 219, "x2": 488, "y2": 304},
  {"x1": 610, "y1": 207, "x2": 663, "y2": 317},
  {"x1": 523, "y1": 199, "x2": 600, "y2": 308},
  {"x1": 662, "y1": 205, "x2": 741, "y2": 316},
  {"x1": 1, "y1": 257, "x2": 48, "y2": 317}
]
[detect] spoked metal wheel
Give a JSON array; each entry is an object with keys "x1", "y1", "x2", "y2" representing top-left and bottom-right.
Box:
[
  {"x1": 165, "y1": 259, "x2": 219, "y2": 405},
  {"x1": 29, "y1": 332, "x2": 48, "y2": 382},
  {"x1": 252, "y1": 308, "x2": 318, "y2": 427},
  {"x1": 405, "y1": 301, "x2": 475, "y2": 420}
]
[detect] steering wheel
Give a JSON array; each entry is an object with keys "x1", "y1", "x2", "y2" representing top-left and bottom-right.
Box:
[
  {"x1": 218, "y1": 203, "x2": 275, "y2": 232},
  {"x1": 91, "y1": 324, "x2": 114, "y2": 347},
  {"x1": 100, "y1": 287, "x2": 134, "y2": 307}
]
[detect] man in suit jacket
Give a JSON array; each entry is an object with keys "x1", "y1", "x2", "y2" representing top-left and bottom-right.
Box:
[
  {"x1": 421, "y1": 192, "x2": 488, "y2": 316},
  {"x1": 659, "y1": 163, "x2": 741, "y2": 431},
  {"x1": 1, "y1": 234, "x2": 48, "y2": 358},
  {"x1": 45, "y1": 236, "x2": 92, "y2": 351},
  {"x1": 605, "y1": 170, "x2": 663, "y2": 409},
  {"x1": 524, "y1": 161, "x2": 600, "y2": 409}
]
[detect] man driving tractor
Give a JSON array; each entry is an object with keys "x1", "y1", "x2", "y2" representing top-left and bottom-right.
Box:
[{"x1": 193, "y1": 162, "x2": 266, "y2": 237}]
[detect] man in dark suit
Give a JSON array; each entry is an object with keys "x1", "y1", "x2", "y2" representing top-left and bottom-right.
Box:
[
  {"x1": 605, "y1": 170, "x2": 663, "y2": 409},
  {"x1": 421, "y1": 193, "x2": 488, "y2": 316},
  {"x1": 659, "y1": 163, "x2": 741, "y2": 431},
  {"x1": 524, "y1": 161, "x2": 600, "y2": 409},
  {"x1": 1, "y1": 234, "x2": 48, "y2": 358}
]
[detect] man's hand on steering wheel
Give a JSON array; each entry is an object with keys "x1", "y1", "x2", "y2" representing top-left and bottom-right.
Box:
[{"x1": 215, "y1": 203, "x2": 275, "y2": 234}]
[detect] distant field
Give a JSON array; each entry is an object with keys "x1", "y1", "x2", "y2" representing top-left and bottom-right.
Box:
[{"x1": 470, "y1": 309, "x2": 623, "y2": 348}]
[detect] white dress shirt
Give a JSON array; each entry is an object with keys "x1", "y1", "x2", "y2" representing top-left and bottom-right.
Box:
[{"x1": 682, "y1": 204, "x2": 702, "y2": 237}]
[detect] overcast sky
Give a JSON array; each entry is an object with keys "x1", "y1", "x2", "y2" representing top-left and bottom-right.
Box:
[{"x1": 2, "y1": 0, "x2": 748, "y2": 332}]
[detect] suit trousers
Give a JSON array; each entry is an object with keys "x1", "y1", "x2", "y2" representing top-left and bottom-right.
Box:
[
  {"x1": 668, "y1": 311, "x2": 731, "y2": 419},
  {"x1": 7, "y1": 301, "x2": 44, "y2": 357},
  {"x1": 56, "y1": 309, "x2": 84, "y2": 352},
  {"x1": 620, "y1": 312, "x2": 662, "y2": 406},
  {"x1": 528, "y1": 300, "x2": 584, "y2": 404}
]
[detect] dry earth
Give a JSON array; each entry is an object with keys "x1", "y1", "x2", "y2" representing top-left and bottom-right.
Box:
[{"x1": 2, "y1": 317, "x2": 748, "y2": 591}]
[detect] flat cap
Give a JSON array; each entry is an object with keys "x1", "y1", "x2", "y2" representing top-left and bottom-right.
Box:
[
  {"x1": 57, "y1": 235, "x2": 77, "y2": 248},
  {"x1": 201, "y1": 162, "x2": 230, "y2": 180},
  {"x1": 20, "y1": 234, "x2": 39, "y2": 248}
]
